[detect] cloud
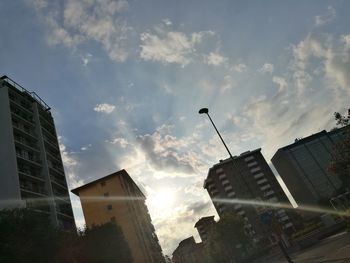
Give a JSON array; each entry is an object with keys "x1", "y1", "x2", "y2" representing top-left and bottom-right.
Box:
[
  {"x1": 315, "y1": 6, "x2": 336, "y2": 27},
  {"x1": 232, "y1": 63, "x2": 247, "y2": 73},
  {"x1": 136, "y1": 125, "x2": 202, "y2": 174},
  {"x1": 109, "y1": 137, "x2": 129, "y2": 148},
  {"x1": 93, "y1": 103, "x2": 116, "y2": 113},
  {"x1": 272, "y1": 76, "x2": 288, "y2": 93},
  {"x1": 58, "y1": 137, "x2": 83, "y2": 189},
  {"x1": 163, "y1": 18, "x2": 172, "y2": 26},
  {"x1": 28, "y1": 0, "x2": 132, "y2": 62},
  {"x1": 204, "y1": 52, "x2": 227, "y2": 66},
  {"x1": 81, "y1": 53, "x2": 92, "y2": 66},
  {"x1": 259, "y1": 63, "x2": 274, "y2": 74},
  {"x1": 292, "y1": 33, "x2": 350, "y2": 96},
  {"x1": 140, "y1": 31, "x2": 208, "y2": 66}
]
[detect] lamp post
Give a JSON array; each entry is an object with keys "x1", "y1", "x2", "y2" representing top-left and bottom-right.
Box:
[
  {"x1": 198, "y1": 108, "x2": 233, "y2": 159},
  {"x1": 198, "y1": 108, "x2": 254, "y2": 194}
]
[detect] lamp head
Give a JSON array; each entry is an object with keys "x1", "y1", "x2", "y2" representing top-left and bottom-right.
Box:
[{"x1": 198, "y1": 108, "x2": 209, "y2": 114}]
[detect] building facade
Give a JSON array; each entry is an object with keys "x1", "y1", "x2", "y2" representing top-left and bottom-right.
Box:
[
  {"x1": 0, "y1": 75, "x2": 75, "y2": 229},
  {"x1": 271, "y1": 128, "x2": 346, "y2": 207},
  {"x1": 204, "y1": 149, "x2": 296, "y2": 245},
  {"x1": 172, "y1": 236, "x2": 205, "y2": 263},
  {"x1": 194, "y1": 216, "x2": 215, "y2": 244},
  {"x1": 71, "y1": 169, "x2": 164, "y2": 263}
]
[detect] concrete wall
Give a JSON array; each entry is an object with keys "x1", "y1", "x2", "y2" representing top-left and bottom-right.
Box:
[{"x1": 0, "y1": 83, "x2": 22, "y2": 208}]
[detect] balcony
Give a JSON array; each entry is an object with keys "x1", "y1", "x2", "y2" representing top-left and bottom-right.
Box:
[
  {"x1": 257, "y1": 178, "x2": 268, "y2": 185},
  {"x1": 264, "y1": 190, "x2": 275, "y2": 197},
  {"x1": 215, "y1": 168, "x2": 224, "y2": 174},
  {"x1": 20, "y1": 181, "x2": 47, "y2": 196},
  {"x1": 41, "y1": 125, "x2": 57, "y2": 139},
  {"x1": 254, "y1": 172, "x2": 264, "y2": 180},
  {"x1": 247, "y1": 161, "x2": 258, "y2": 167},
  {"x1": 224, "y1": 185, "x2": 233, "y2": 192},
  {"x1": 250, "y1": 167, "x2": 261, "y2": 173},
  {"x1": 12, "y1": 123, "x2": 37, "y2": 140},
  {"x1": 51, "y1": 176, "x2": 68, "y2": 190},
  {"x1": 10, "y1": 99, "x2": 33, "y2": 114},
  {"x1": 244, "y1": 156, "x2": 254, "y2": 162},
  {"x1": 14, "y1": 136, "x2": 39, "y2": 153},
  {"x1": 11, "y1": 107, "x2": 34, "y2": 126},
  {"x1": 260, "y1": 184, "x2": 271, "y2": 191},
  {"x1": 16, "y1": 152, "x2": 42, "y2": 167},
  {"x1": 218, "y1": 173, "x2": 227, "y2": 180},
  {"x1": 19, "y1": 170, "x2": 44, "y2": 183},
  {"x1": 221, "y1": 179, "x2": 230, "y2": 186},
  {"x1": 227, "y1": 191, "x2": 236, "y2": 197}
]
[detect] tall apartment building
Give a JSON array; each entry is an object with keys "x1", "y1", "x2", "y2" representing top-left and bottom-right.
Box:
[
  {"x1": 271, "y1": 128, "x2": 347, "y2": 207},
  {"x1": 194, "y1": 216, "x2": 215, "y2": 244},
  {"x1": 204, "y1": 149, "x2": 296, "y2": 245},
  {"x1": 0, "y1": 75, "x2": 75, "y2": 229},
  {"x1": 71, "y1": 169, "x2": 164, "y2": 263}
]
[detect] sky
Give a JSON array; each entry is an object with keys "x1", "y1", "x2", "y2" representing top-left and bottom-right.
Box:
[{"x1": 1, "y1": 0, "x2": 350, "y2": 256}]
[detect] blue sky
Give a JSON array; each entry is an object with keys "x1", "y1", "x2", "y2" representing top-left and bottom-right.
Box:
[{"x1": 1, "y1": 0, "x2": 350, "y2": 255}]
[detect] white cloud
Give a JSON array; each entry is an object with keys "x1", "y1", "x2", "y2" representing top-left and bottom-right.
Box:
[
  {"x1": 315, "y1": 6, "x2": 336, "y2": 27},
  {"x1": 232, "y1": 63, "x2": 247, "y2": 73},
  {"x1": 204, "y1": 52, "x2": 227, "y2": 66},
  {"x1": 29, "y1": 0, "x2": 132, "y2": 62},
  {"x1": 93, "y1": 103, "x2": 116, "y2": 113},
  {"x1": 259, "y1": 63, "x2": 274, "y2": 74},
  {"x1": 272, "y1": 76, "x2": 288, "y2": 93},
  {"x1": 81, "y1": 53, "x2": 92, "y2": 66},
  {"x1": 109, "y1": 137, "x2": 129, "y2": 148},
  {"x1": 140, "y1": 29, "x2": 215, "y2": 66},
  {"x1": 163, "y1": 18, "x2": 172, "y2": 26},
  {"x1": 58, "y1": 137, "x2": 83, "y2": 189}
]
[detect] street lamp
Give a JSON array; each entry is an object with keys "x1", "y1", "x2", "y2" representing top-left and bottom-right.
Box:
[{"x1": 198, "y1": 108, "x2": 233, "y2": 159}]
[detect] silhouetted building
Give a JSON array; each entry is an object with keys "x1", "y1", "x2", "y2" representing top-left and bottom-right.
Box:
[
  {"x1": 172, "y1": 236, "x2": 205, "y2": 263},
  {"x1": 0, "y1": 75, "x2": 75, "y2": 229},
  {"x1": 71, "y1": 169, "x2": 164, "y2": 263},
  {"x1": 271, "y1": 128, "x2": 347, "y2": 207},
  {"x1": 194, "y1": 216, "x2": 215, "y2": 244},
  {"x1": 204, "y1": 149, "x2": 296, "y2": 245}
]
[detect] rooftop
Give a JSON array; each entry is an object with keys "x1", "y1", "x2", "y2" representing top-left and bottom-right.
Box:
[
  {"x1": 1, "y1": 75, "x2": 51, "y2": 111},
  {"x1": 71, "y1": 169, "x2": 145, "y2": 198}
]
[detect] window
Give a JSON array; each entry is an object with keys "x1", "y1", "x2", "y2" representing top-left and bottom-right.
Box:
[
  {"x1": 107, "y1": 204, "x2": 112, "y2": 210},
  {"x1": 104, "y1": 192, "x2": 109, "y2": 197},
  {"x1": 100, "y1": 181, "x2": 106, "y2": 187}
]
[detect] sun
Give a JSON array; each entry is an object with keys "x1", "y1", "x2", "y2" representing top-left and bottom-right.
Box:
[{"x1": 148, "y1": 188, "x2": 176, "y2": 210}]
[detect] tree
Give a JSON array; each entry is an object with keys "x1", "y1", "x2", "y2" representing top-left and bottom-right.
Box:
[
  {"x1": 329, "y1": 111, "x2": 350, "y2": 190},
  {"x1": 0, "y1": 208, "x2": 133, "y2": 263},
  {"x1": 81, "y1": 222, "x2": 133, "y2": 263},
  {"x1": 0, "y1": 209, "x2": 59, "y2": 263},
  {"x1": 205, "y1": 212, "x2": 252, "y2": 263}
]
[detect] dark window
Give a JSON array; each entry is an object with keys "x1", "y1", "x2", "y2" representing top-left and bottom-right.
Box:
[
  {"x1": 100, "y1": 181, "x2": 106, "y2": 187},
  {"x1": 107, "y1": 204, "x2": 112, "y2": 210}
]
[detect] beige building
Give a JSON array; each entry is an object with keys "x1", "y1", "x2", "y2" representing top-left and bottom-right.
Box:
[{"x1": 72, "y1": 169, "x2": 164, "y2": 263}]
